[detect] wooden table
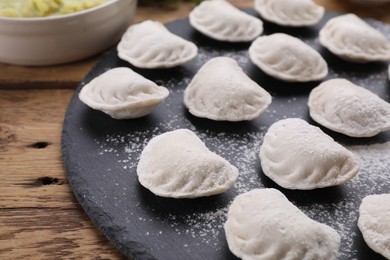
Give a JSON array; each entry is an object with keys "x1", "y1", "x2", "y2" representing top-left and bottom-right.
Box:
[{"x1": 1, "y1": 1, "x2": 389, "y2": 258}]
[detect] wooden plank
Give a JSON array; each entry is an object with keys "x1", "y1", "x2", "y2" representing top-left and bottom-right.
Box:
[
  {"x1": 316, "y1": 0, "x2": 390, "y2": 23},
  {"x1": 0, "y1": 57, "x2": 98, "y2": 89},
  {"x1": 0, "y1": 208, "x2": 124, "y2": 259},
  {"x1": 0, "y1": 89, "x2": 77, "y2": 208},
  {"x1": 0, "y1": 2, "x2": 209, "y2": 253},
  {"x1": 0, "y1": 88, "x2": 124, "y2": 258}
]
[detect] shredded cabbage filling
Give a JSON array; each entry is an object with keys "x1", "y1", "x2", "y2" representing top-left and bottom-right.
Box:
[{"x1": 0, "y1": 0, "x2": 109, "y2": 18}]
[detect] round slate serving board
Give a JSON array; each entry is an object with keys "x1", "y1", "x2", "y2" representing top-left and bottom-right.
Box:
[{"x1": 62, "y1": 9, "x2": 390, "y2": 260}]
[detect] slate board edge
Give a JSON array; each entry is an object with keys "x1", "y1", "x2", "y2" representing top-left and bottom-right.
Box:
[{"x1": 61, "y1": 10, "x2": 390, "y2": 260}]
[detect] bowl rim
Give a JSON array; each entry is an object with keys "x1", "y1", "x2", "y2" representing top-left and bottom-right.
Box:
[{"x1": 0, "y1": 0, "x2": 126, "y2": 22}]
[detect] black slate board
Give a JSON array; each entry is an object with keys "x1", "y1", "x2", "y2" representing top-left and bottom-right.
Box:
[{"x1": 62, "y1": 9, "x2": 390, "y2": 260}]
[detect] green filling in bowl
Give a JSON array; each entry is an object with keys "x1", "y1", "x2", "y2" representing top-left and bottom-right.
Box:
[{"x1": 0, "y1": 0, "x2": 110, "y2": 18}]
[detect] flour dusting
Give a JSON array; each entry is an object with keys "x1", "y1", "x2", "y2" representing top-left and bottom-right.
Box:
[{"x1": 89, "y1": 18, "x2": 390, "y2": 259}]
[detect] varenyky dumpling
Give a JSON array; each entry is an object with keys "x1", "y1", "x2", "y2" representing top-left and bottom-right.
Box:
[
  {"x1": 117, "y1": 20, "x2": 198, "y2": 68},
  {"x1": 358, "y1": 194, "x2": 390, "y2": 259},
  {"x1": 184, "y1": 57, "x2": 272, "y2": 121},
  {"x1": 189, "y1": 0, "x2": 263, "y2": 42},
  {"x1": 308, "y1": 78, "x2": 390, "y2": 137},
  {"x1": 319, "y1": 14, "x2": 390, "y2": 63},
  {"x1": 259, "y1": 118, "x2": 359, "y2": 190},
  {"x1": 79, "y1": 67, "x2": 169, "y2": 119},
  {"x1": 249, "y1": 33, "x2": 328, "y2": 82},
  {"x1": 225, "y1": 188, "x2": 341, "y2": 260},
  {"x1": 254, "y1": 0, "x2": 324, "y2": 27},
  {"x1": 137, "y1": 129, "x2": 238, "y2": 198}
]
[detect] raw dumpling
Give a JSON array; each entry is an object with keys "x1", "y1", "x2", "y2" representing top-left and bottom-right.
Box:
[
  {"x1": 79, "y1": 67, "x2": 169, "y2": 119},
  {"x1": 117, "y1": 20, "x2": 198, "y2": 68},
  {"x1": 254, "y1": 0, "x2": 324, "y2": 27},
  {"x1": 249, "y1": 33, "x2": 328, "y2": 82},
  {"x1": 259, "y1": 118, "x2": 359, "y2": 190},
  {"x1": 184, "y1": 57, "x2": 272, "y2": 121},
  {"x1": 189, "y1": 0, "x2": 263, "y2": 42},
  {"x1": 319, "y1": 14, "x2": 390, "y2": 63},
  {"x1": 137, "y1": 129, "x2": 238, "y2": 198},
  {"x1": 358, "y1": 194, "x2": 390, "y2": 259},
  {"x1": 308, "y1": 78, "x2": 390, "y2": 137},
  {"x1": 225, "y1": 188, "x2": 341, "y2": 260}
]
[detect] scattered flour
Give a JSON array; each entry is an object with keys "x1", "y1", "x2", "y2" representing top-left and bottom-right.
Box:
[
  {"x1": 91, "y1": 18, "x2": 390, "y2": 259},
  {"x1": 97, "y1": 125, "x2": 390, "y2": 257},
  {"x1": 300, "y1": 141, "x2": 390, "y2": 258},
  {"x1": 195, "y1": 47, "x2": 249, "y2": 68}
]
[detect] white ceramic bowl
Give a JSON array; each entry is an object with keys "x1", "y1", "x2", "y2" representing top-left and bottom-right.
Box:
[{"x1": 0, "y1": 0, "x2": 137, "y2": 66}]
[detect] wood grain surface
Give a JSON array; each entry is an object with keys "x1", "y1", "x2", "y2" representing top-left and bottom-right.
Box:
[
  {"x1": 0, "y1": 90, "x2": 125, "y2": 259},
  {"x1": 1, "y1": 0, "x2": 389, "y2": 259}
]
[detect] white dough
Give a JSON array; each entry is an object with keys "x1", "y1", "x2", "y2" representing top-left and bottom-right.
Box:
[
  {"x1": 249, "y1": 33, "x2": 328, "y2": 82},
  {"x1": 358, "y1": 194, "x2": 390, "y2": 259},
  {"x1": 117, "y1": 20, "x2": 198, "y2": 68},
  {"x1": 225, "y1": 188, "x2": 341, "y2": 260},
  {"x1": 189, "y1": 0, "x2": 263, "y2": 42},
  {"x1": 319, "y1": 14, "x2": 390, "y2": 63},
  {"x1": 184, "y1": 57, "x2": 272, "y2": 121},
  {"x1": 259, "y1": 118, "x2": 359, "y2": 190},
  {"x1": 79, "y1": 67, "x2": 169, "y2": 119},
  {"x1": 308, "y1": 78, "x2": 390, "y2": 137},
  {"x1": 254, "y1": 0, "x2": 324, "y2": 27},
  {"x1": 137, "y1": 129, "x2": 238, "y2": 198}
]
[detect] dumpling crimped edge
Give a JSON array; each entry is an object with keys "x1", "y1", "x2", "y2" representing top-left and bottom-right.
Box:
[
  {"x1": 254, "y1": 0, "x2": 325, "y2": 26},
  {"x1": 117, "y1": 20, "x2": 198, "y2": 68},
  {"x1": 137, "y1": 129, "x2": 239, "y2": 198},
  {"x1": 189, "y1": 0, "x2": 263, "y2": 42},
  {"x1": 224, "y1": 188, "x2": 341, "y2": 260},
  {"x1": 319, "y1": 14, "x2": 390, "y2": 62},
  {"x1": 249, "y1": 33, "x2": 328, "y2": 82},
  {"x1": 183, "y1": 57, "x2": 272, "y2": 121},
  {"x1": 358, "y1": 194, "x2": 390, "y2": 259},
  {"x1": 78, "y1": 67, "x2": 169, "y2": 119},
  {"x1": 308, "y1": 78, "x2": 390, "y2": 137},
  {"x1": 259, "y1": 118, "x2": 360, "y2": 189}
]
